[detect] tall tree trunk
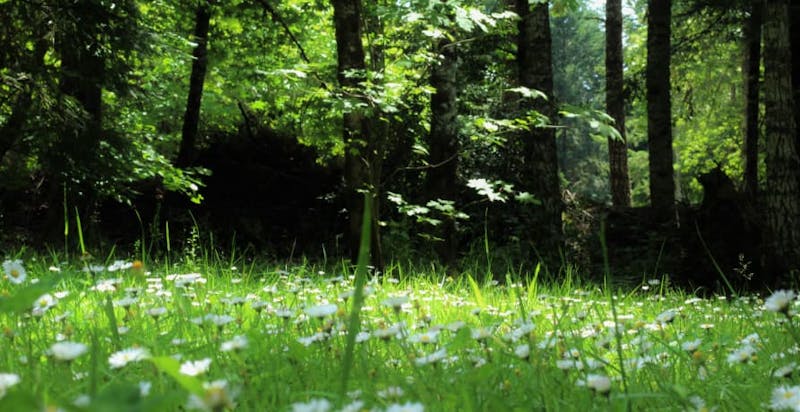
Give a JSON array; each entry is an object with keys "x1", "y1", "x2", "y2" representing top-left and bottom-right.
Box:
[
  {"x1": 790, "y1": 2, "x2": 800, "y2": 150},
  {"x1": 763, "y1": 0, "x2": 800, "y2": 280},
  {"x1": 176, "y1": 1, "x2": 211, "y2": 168},
  {"x1": 516, "y1": 0, "x2": 562, "y2": 265},
  {"x1": 646, "y1": 0, "x2": 675, "y2": 219},
  {"x1": 332, "y1": 0, "x2": 382, "y2": 268},
  {"x1": 743, "y1": 0, "x2": 762, "y2": 198},
  {"x1": 605, "y1": 0, "x2": 631, "y2": 207},
  {"x1": 425, "y1": 37, "x2": 459, "y2": 264}
]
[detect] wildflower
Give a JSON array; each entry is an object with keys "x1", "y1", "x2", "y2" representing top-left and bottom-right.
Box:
[
  {"x1": 377, "y1": 386, "x2": 405, "y2": 400},
  {"x1": 220, "y1": 335, "x2": 249, "y2": 352},
  {"x1": 774, "y1": 362, "x2": 797, "y2": 379},
  {"x1": 765, "y1": 290, "x2": 797, "y2": 315},
  {"x1": 382, "y1": 296, "x2": 409, "y2": 312},
  {"x1": 50, "y1": 341, "x2": 89, "y2": 361},
  {"x1": 107, "y1": 260, "x2": 133, "y2": 272},
  {"x1": 0, "y1": 373, "x2": 21, "y2": 399},
  {"x1": 114, "y1": 296, "x2": 138, "y2": 308},
  {"x1": 655, "y1": 309, "x2": 677, "y2": 324},
  {"x1": 146, "y1": 307, "x2": 168, "y2": 319},
  {"x1": 108, "y1": 347, "x2": 150, "y2": 369},
  {"x1": 514, "y1": 344, "x2": 530, "y2": 360},
  {"x1": 770, "y1": 385, "x2": 800, "y2": 411},
  {"x1": 582, "y1": 374, "x2": 612, "y2": 395},
  {"x1": 385, "y1": 402, "x2": 425, "y2": 412},
  {"x1": 186, "y1": 380, "x2": 237, "y2": 411},
  {"x1": 73, "y1": 394, "x2": 91, "y2": 408},
  {"x1": 290, "y1": 398, "x2": 331, "y2": 412},
  {"x1": 32, "y1": 293, "x2": 57, "y2": 317},
  {"x1": 407, "y1": 330, "x2": 439, "y2": 344},
  {"x1": 180, "y1": 358, "x2": 212, "y2": 376},
  {"x1": 374, "y1": 323, "x2": 403, "y2": 340},
  {"x1": 727, "y1": 345, "x2": 757, "y2": 365},
  {"x1": 139, "y1": 381, "x2": 152, "y2": 397},
  {"x1": 471, "y1": 327, "x2": 493, "y2": 341},
  {"x1": 339, "y1": 400, "x2": 365, "y2": 412},
  {"x1": 3, "y1": 259, "x2": 26, "y2": 284},
  {"x1": 415, "y1": 348, "x2": 448, "y2": 366},
  {"x1": 304, "y1": 304, "x2": 338, "y2": 318},
  {"x1": 681, "y1": 339, "x2": 702, "y2": 353}
]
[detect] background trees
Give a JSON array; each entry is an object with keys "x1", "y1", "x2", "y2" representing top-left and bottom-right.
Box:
[{"x1": 0, "y1": 0, "x2": 798, "y2": 286}]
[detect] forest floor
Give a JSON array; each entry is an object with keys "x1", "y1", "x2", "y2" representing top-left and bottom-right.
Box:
[{"x1": 0, "y1": 256, "x2": 798, "y2": 411}]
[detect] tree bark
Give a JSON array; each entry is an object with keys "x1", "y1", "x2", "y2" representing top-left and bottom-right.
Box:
[
  {"x1": 425, "y1": 37, "x2": 459, "y2": 264},
  {"x1": 176, "y1": 2, "x2": 211, "y2": 168},
  {"x1": 605, "y1": 0, "x2": 631, "y2": 207},
  {"x1": 763, "y1": 0, "x2": 800, "y2": 279},
  {"x1": 646, "y1": 0, "x2": 675, "y2": 219},
  {"x1": 743, "y1": 0, "x2": 762, "y2": 198},
  {"x1": 790, "y1": 2, "x2": 800, "y2": 151},
  {"x1": 332, "y1": 0, "x2": 382, "y2": 268},
  {"x1": 516, "y1": 0, "x2": 562, "y2": 264}
]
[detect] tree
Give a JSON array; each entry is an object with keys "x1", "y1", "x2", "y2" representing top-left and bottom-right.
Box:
[
  {"x1": 425, "y1": 31, "x2": 460, "y2": 264},
  {"x1": 743, "y1": 0, "x2": 762, "y2": 198},
  {"x1": 332, "y1": 0, "x2": 383, "y2": 268},
  {"x1": 646, "y1": 0, "x2": 675, "y2": 218},
  {"x1": 175, "y1": 1, "x2": 212, "y2": 168},
  {"x1": 791, "y1": 2, "x2": 800, "y2": 150},
  {"x1": 606, "y1": 0, "x2": 631, "y2": 207},
  {"x1": 763, "y1": 0, "x2": 800, "y2": 278},
  {"x1": 516, "y1": 0, "x2": 562, "y2": 264}
]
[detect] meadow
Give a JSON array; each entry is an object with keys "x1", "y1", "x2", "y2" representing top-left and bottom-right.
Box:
[{"x1": 0, "y1": 255, "x2": 799, "y2": 411}]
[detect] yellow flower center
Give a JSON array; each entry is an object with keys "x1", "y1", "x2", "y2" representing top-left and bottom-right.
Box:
[{"x1": 10, "y1": 269, "x2": 19, "y2": 278}]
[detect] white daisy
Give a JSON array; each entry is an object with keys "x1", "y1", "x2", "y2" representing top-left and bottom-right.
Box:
[
  {"x1": 220, "y1": 335, "x2": 249, "y2": 352},
  {"x1": 108, "y1": 347, "x2": 150, "y2": 369},
  {"x1": 765, "y1": 290, "x2": 797, "y2": 314},
  {"x1": 304, "y1": 304, "x2": 338, "y2": 318},
  {"x1": 180, "y1": 358, "x2": 212, "y2": 376},
  {"x1": 49, "y1": 341, "x2": 88, "y2": 361},
  {"x1": 385, "y1": 401, "x2": 425, "y2": 412},
  {"x1": 770, "y1": 385, "x2": 800, "y2": 411},
  {"x1": 290, "y1": 398, "x2": 331, "y2": 412},
  {"x1": 3, "y1": 259, "x2": 26, "y2": 284}
]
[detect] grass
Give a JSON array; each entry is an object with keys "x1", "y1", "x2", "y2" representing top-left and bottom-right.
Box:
[{"x1": 0, "y1": 254, "x2": 799, "y2": 411}]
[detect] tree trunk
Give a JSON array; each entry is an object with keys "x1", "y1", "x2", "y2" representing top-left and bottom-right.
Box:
[
  {"x1": 516, "y1": 0, "x2": 562, "y2": 265},
  {"x1": 743, "y1": 0, "x2": 762, "y2": 198},
  {"x1": 332, "y1": 0, "x2": 382, "y2": 269},
  {"x1": 763, "y1": 0, "x2": 800, "y2": 279},
  {"x1": 605, "y1": 0, "x2": 631, "y2": 207},
  {"x1": 176, "y1": 2, "x2": 211, "y2": 168},
  {"x1": 425, "y1": 37, "x2": 460, "y2": 264},
  {"x1": 790, "y1": 2, "x2": 800, "y2": 151},
  {"x1": 646, "y1": 0, "x2": 675, "y2": 219}
]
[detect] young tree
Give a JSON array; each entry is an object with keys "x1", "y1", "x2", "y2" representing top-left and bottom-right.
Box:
[
  {"x1": 176, "y1": 1, "x2": 212, "y2": 168},
  {"x1": 606, "y1": 0, "x2": 631, "y2": 207},
  {"x1": 516, "y1": 0, "x2": 562, "y2": 263},
  {"x1": 332, "y1": 0, "x2": 383, "y2": 268},
  {"x1": 646, "y1": 0, "x2": 675, "y2": 218},
  {"x1": 743, "y1": 0, "x2": 762, "y2": 198},
  {"x1": 763, "y1": 0, "x2": 800, "y2": 278}
]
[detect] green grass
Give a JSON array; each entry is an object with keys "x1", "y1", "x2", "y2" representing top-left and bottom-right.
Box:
[{"x1": 0, "y1": 255, "x2": 799, "y2": 411}]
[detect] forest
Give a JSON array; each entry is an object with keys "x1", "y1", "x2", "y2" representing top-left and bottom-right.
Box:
[{"x1": 1, "y1": 0, "x2": 800, "y2": 292}]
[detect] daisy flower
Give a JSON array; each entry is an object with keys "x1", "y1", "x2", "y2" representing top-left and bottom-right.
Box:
[
  {"x1": 385, "y1": 402, "x2": 425, "y2": 412},
  {"x1": 180, "y1": 358, "x2": 212, "y2": 376},
  {"x1": 3, "y1": 259, "x2": 26, "y2": 284},
  {"x1": 0, "y1": 373, "x2": 21, "y2": 399},
  {"x1": 108, "y1": 347, "x2": 150, "y2": 369},
  {"x1": 32, "y1": 293, "x2": 57, "y2": 317},
  {"x1": 220, "y1": 335, "x2": 249, "y2": 352},
  {"x1": 765, "y1": 290, "x2": 797, "y2": 315},
  {"x1": 186, "y1": 380, "x2": 237, "y2": 411},
  {"x1": 50, "y1": 341, "x2": 88, "y2": 362},
  {"x1": 304, "y1": 304, "x2": 338, "y2": 318},
  {"x1": 290, "y1": 398, "x2": 331, "y2": 412},
  {"x1": 581, "y1": 374, "x2": 612, "y2": 395},
  {"x1": 770, "y1": 385, "x2": 800, "y2": 411}
]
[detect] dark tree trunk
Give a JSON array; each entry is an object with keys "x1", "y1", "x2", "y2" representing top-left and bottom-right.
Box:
[
  {"x1": 605, "y1": 0, "x2": 631, "y2": 207},
  {"x1": 176, "y1": 2, "x2": 211, "y2": 168},
  {"x1": 332, "y1": 0, "x2": 382, "y2": 269},
  {"x1": 743, "y1": 0, "x2": 762, "y2": 199},
  {"x1": 0, "y1": 35, "x2": 46, "y2": 162},
  {"x1": 791, "y1": 2, "x2": 800, "y2": 150},
  {"x1": 646, "y1": 0, "x2": 675, "y2": 219},
  {"x1": 763, "y1": 0, "x2": 800, "y2": 280},
  {"x1": 425, "y1": 37, "x2": 459, "y2": 264},
  {"x1": 516, "y1": 0, "x2": 562, "y2": 265}
]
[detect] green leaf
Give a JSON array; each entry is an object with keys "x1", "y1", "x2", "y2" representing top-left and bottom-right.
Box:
[
  {"x1": 466, "y1": 274, "x2": 485, "y2": 309},
  {"x1": 0, "y1": 277, "x2": 60, "y2": 314}
]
